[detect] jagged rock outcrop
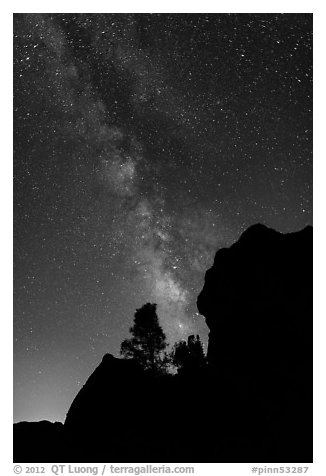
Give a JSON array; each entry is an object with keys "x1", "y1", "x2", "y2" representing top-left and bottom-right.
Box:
[
  {"x1": 197, "y1": 223, "x2": 313, "y2": 460},
  {"x1": 197, "y1": 223, "x2": 312, "y2": 376}
]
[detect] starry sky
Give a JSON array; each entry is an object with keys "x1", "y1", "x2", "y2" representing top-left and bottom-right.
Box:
[{"x1": 13, "y1": 13, "x2": 312, "y2": 423}]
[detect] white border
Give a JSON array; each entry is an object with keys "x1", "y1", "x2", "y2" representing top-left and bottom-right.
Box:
[{"x1": 3, "y1": 3, "x2": 324, "y2": 475}]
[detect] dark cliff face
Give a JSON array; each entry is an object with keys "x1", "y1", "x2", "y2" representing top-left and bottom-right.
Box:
[
  {"x1": 197, "y1": 224, "x2": 312, "y2": 379},
  {"x1": 196, "y1": 224, "x2": 313, "y2": 461}
]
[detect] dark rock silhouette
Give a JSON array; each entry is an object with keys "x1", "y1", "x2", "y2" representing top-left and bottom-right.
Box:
[
  {"x1": 197, "y1": 223, "x2": 312, "y2": 462},
  {"x1": 64, "y1": 353, "x2": 212, "y2": 462},
  {"x1": 13, "y1": 421, "x2": 64, "y2": 462},
  {"x1": 13, "y1": 224, "x2": 312, "y2": 463},
  {"x1": 198, "y1": 223, "x2": 312, "y2": 372}
]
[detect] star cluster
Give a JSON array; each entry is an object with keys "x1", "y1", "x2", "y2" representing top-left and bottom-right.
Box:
[{"x1": 14, "y1": 13, "x2": 312, "y2": 422}]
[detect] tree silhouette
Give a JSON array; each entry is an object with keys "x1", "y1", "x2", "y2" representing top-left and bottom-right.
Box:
[
  {"x1": 120, "y1": 303, "x2": 168, "y2": 373},
  {"x1": 171, "y1": 335, "x2": 206, "y2": 373}
]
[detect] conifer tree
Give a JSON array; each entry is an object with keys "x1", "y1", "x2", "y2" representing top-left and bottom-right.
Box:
[
  {"x1": 120, "y1": 303, "x2": 167, "y2": 373},
  {"x1": 171, "y1": 334, "x2": 206, "y2": 372}
]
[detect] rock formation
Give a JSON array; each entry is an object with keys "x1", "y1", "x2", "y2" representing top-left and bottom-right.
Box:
[
  {"x1": 197, "y1": 223, "x2": 312, "y2": 461},
  {"x1": 13, "y1": 421, "x2": 64, "y2": 462}
]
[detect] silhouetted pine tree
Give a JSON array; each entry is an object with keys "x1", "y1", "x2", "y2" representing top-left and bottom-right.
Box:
[{"x1": 120, "y1": 303, "x2": 168, "y2": 373}]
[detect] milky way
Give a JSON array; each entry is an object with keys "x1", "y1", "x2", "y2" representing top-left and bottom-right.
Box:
[{"x1": 14, "y1": 13, "x2": 312, "y2": 422}]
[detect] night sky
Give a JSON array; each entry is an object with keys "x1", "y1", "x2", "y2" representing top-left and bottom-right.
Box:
[{"x1": 14, "y1": 13, "x2": 312, "y2": 423}]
